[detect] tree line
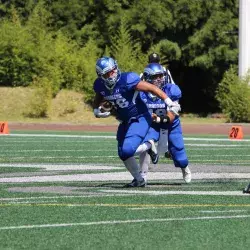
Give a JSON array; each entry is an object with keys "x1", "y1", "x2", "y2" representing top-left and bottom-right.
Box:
[{"x1": 0, "y1": 0, "x2": 243, "y2": 116}]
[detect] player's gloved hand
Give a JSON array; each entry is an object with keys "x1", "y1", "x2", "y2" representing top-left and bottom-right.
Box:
[
  {"x1": 93, "y1": 107, "x2": 111, "y2": 118},
  {"x1": 164, "y1": 98, "x2": 181, "y2": 116},
  {"x1": 169, "y1": 102, "x2": 181, "y2": 116}
]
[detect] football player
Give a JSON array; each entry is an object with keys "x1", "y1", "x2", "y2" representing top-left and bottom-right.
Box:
[
  {"x1": 141, "y1": 52, "x2": 175, "y2": 159},
  {"x1": 138, "y1": 62, "x2": 191, "y2": 184},
  {"x1": 148, "y1": 52, "x2": 174, "y2": 84},
  {"x1": 93, "y1": 56, "x2": 180, "y2": 187}
]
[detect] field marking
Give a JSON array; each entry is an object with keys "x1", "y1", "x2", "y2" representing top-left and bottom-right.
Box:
[
  {"x1": 5, "y1": 134, "x2": 116, "y2": 139},
  {"x1": 1, "y1": 140, "x2": 115, "y2": 143},
  {"x1": 8, "y1": 200, "x2": 58, "y2": 204},
  {"x1": 0, "y1": 156, "x2": 118, "y2": 160},
  {"x1": 2, "y1": 133, "x2": 250, "y2": 142},
  {"x1": 0, "y1": 203, "x2": 250, "y2": 208},
  {"x1": 0, "y1": 163, "x2": 120, "y2": 170},
  {"x1": 128, "y1": 207, "x2": 178, "y2": 210},
  {"x1": 199, "y1": 210, "x2": 248, "y2": 213},
  {"x1": 0, "y1": 195, "x2": 129, "y2": 201},
  {"x1": 100, "y1": 189, "x2": 250, "y2": 196},
  {"x1": 191, "y1": 155, "x2": 250, "y2": 157},
  {"x1": 0, "y1": 149, "x2": 117, "y2": 152},
  {"x1": 1, "y1": 146, "x2": 250, "y2": 152},
  {"x1": 1, "y1": 157, "x2": 250, "y2": 164},
  {"x1": 1, "y1": 172, "x2": 250, "y2": 183},
  {"x1": 0, "y1": 215, "x2": 249, "y2": 230},
  {"x1": 128, "y1": 208, "x2": 249, "y2": 212},
  {"x1": 1, "y1": 194, "x2": 244, "y2": 202},
  {"x1": 186, "y1": 144, "x2": 250, "y2": 147},
  {"x1": 190, "y1": 160, "x2": 250, "y2": 163}
]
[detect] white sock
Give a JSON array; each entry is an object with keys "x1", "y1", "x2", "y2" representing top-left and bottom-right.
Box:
[
  {"x1": 135, "y1": 142, "x2": 151, "y2": 155},
  {"x1": 139, "y1": 152, "x2": 150, "y2": 181},
  {"x1": 123, "y1": 157, "x2": 144, "y2": 181}
]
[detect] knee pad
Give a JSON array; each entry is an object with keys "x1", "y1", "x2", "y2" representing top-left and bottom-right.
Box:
[
  {"x1": 118, "y1": 142, "x2": 136, "y2": 161},
  {"x1": 174, "y1": 158, "x2": 188, "y2": 168}
]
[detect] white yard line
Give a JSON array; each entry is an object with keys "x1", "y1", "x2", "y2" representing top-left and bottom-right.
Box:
[
  {"x1": 0, "y1": 194, "x2": 129, "y2": 201},
  {"x1": 0, "y1": 156, "x2": 117, "y2": 159},
  {"x1": 5, "y1": 134, "x2": 117, "y2": 139},
  {"x1": 100, "y1": 189, "x2": 250, "y2": 196},
  {"x1": 186, "y1": 144, "x2": 250, "y2": 147},
  {"x1": 0, "y1": 163, "x2": 120, "y2": 170},
  {"x1": 191, "y1": 155, "x2": 250, "y2": 157},
  {"x1": 128, "y1": 207, "x2": 179, "y2": 210},
  {"x1": 0, "y1": 172, "x2": 250, "y2": 183},
  {"x1": 0, "y1": 215, "x2": 249, "y2": 230},
  {"x1": 8, "y1": 200, "x2": 58, "y2": 204},
  {"x1": 2, "y1": 133, "x2": 250, "y2": 142},
  {"x1": 0, "y1": 149, "x2": 117, "y2": 152},
  {"x1": 199, "y1": 210, "x2": 247, "y2": 213}
]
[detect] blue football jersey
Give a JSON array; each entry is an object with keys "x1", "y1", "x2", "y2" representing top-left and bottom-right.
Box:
[
  {"x1": 94, "y1": 72, "x2": 149, "y2": 122},
  {"x1": 140, "y1": 83, "x2": 182, "y2": 129}
]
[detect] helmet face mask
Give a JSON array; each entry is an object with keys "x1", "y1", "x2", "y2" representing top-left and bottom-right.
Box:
[
  {"x1": 150, "y1": 73, "x2": 165, "y2": 88},
  {"x1": 96, "y1": 57, "x2": 121, "y2": 89},
  {"x1": 143, "y1": 63, "x2": 165, "y2": 89}
]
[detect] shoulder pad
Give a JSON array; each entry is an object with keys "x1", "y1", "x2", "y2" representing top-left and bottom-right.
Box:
[
  {"x1": 165, "y1": 84, "x2": 182, "y2": 101},
  {"x1": 122, "y1": 72, "x2": 141, "y2": 89}
]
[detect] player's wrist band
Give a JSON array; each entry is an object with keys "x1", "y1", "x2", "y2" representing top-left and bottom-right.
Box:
[{"x1": 160, "y1": 115, "x2": 170, "y2": 123}]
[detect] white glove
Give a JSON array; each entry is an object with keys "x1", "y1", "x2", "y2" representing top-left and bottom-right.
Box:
[
  {"x1": 164, "y1": 98, "x2": 181, "y2": 116},
  {"x1": 169, "y1": 103, "x2": 181, "y2": 116},
  {"x1": 93, "y1": 107, "x2": 111, "y2": 118}
]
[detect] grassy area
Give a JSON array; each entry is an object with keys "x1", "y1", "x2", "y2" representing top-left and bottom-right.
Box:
[
  {"x1": 0, "y1": 87, "x2": 226, "y2": 125},
  {"x1": 0, "y1": 132, "x2": 249, "y2": 249}
]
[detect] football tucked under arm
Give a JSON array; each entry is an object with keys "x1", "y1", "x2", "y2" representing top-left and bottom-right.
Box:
[{"x1": 99, "y1": 100, "x2": 114, "y2": 112}]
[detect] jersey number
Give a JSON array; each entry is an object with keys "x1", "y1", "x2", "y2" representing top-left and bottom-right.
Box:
[
  {"x1": 149, "y1": 108, "x2": 166, "y2": 117},
  {"x1": 112, "y1": 98, "x2": 129, "y2": 108}
]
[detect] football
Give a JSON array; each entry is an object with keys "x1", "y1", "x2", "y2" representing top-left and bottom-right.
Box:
[{"x1": 99, "y1": 100, "x2": 114, "y2": 112}]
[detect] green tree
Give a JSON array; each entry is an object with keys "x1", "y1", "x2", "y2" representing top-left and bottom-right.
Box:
[
  {"x1": 109, "y1": 17, "x2": 146, "y2": 73},
  {"x1": 0, "y1": 0, "x2": 242, "y2": 114},
  {"x1": 0, "y1": 12, "x2": 35, "y2": 86},
  {"x1": 0, "y1": 0, "x2": 37, "y2": 20},
  {"x1": 216, "y1": 67, "x2": 250, "y2": 122}
]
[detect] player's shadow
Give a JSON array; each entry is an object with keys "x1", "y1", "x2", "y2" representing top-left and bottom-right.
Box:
[
  {"x1": 147, "y1": 182, "x2": 182, "y2": 186},
  {"x1": 97, "y1": 182, "x2": 183, "y2": 188}
]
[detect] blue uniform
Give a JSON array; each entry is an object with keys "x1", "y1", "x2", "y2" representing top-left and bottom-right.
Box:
[
  {"x1": 94, "y1": 72, "x2": 152, "y2": 161},
  {"x1": 140, "y1": 83, "x2": 189, "y2": 168}
]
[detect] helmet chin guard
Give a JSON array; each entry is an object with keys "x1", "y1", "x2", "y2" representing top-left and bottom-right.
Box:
[{"x1": 101, "y1": 69, "x2": 120, "y2": 90}]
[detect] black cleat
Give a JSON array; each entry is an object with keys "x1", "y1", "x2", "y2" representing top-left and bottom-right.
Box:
[
  {"x1": 165, "y1": 151, "x2": 172, "y2": 159},
  {"x1": 147, "y1": 140, "x2": 159, "y2": 164},
  {"x1": 124, "y1": 178, "x2": 146, "y2": 188},
  {"x1": 243, "y1": 183, "x2": 250, "y2": 194}
]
